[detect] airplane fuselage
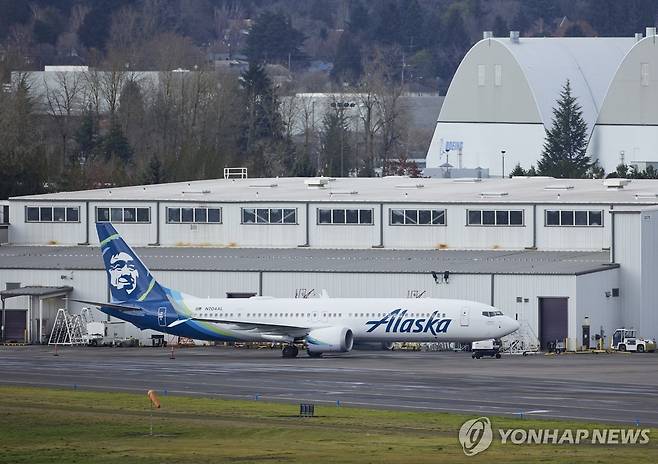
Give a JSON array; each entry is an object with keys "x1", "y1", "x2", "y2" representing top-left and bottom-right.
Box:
[
  {"x1": 106, "y1": 292, "x2": 517, "y2": 344},
  {"x1": 91, "y1": 222, "x2": 520, "y2": 357}
]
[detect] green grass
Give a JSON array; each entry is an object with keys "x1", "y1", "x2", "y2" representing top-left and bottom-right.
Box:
[{"x1": 0, "y1": 386, "x2": 655, "y2": 463}]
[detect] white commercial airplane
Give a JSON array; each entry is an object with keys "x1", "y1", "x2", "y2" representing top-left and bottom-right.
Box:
[{"x1": 74, "y1": 223, "x2": 520, "y2": 358}]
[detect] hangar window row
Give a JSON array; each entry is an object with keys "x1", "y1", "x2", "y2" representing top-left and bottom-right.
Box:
[
  {"x1": 545, "y1": 210, "x2": 603, "y2": 227},
  {"x1": 318, "y1": 208, "x2": 373, "y2": 225},
  {"x1": 96, "y1": 207, "x2": 150, "y2": 223},
  {"x1": 25, "y1": 205, "x2": 605, "y2": 230},
  {"x1": 26, "y1": 206, "x2": 79, "y2": 223},
  {"x1": 390, "y1": 209, "x2": 446, "y2": 226},
  {"x1": 467, "y1": 209, "x2": 524, "y2": 226},
  {"x1": 242, "y1": 208, "x2": 297, "y2": 224},
  {"x1": 167, "y1": 207, "x2": 221, "y2": 224}
]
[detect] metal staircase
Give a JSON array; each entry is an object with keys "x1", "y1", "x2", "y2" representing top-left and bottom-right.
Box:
[
  {"x1": 48, "y1": 309, "x2": 86, "y2": 345},
  {"x1": 501, "y1": 320, "x2": 540, "y2": 355}
]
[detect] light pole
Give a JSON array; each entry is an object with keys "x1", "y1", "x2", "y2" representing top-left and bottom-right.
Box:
[{"x1": 501, "y1": 150, "x2": 506, "y2": 178}]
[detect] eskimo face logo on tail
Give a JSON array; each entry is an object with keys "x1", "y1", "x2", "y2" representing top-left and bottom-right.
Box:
[
  {"x1": 365, "y1": 308, "x2": 451, "y2": 335},
  {"x1": 108, "y1": 252, "x2": 139, "y2": 297}
]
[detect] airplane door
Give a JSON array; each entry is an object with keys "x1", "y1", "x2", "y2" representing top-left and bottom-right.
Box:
[
  {"x1": 460, "y1": 307, "x2": 470, "y2": 326},
  {"x1": 158, "y1": 307, "x2": 167, "y2": 327}
]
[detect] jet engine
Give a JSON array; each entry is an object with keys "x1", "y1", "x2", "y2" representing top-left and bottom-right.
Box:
[{"x1": 306, "y1": 327, "x2": 354, "y2": 353}]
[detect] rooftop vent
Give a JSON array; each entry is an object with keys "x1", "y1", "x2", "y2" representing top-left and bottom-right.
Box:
[
  {"x1": 329, "y1": 191, "x2": 358, "y2": 195},
  {"x1": 510, "y1": 31, "x2": 520, "y2": 43},
  {"x1": 646, "y1": 27, "x2": 656, "y2": 37},
  {"x1": 635, "y1": 32, "x2": 644, "y2": 42},
  {"x1": 181, "y1": 190, "x2": 211, "y2": 194},
  {"x1": 395, "y1": 184, "x2": 425, "y2": 189},
  {"x1": 248, "y1": 183, "x2": 278, "y2": 188},
  {"x1": 603, "y1": 178, "x2": 631, "y2": 189},
  {"x1": 544, "y1": 184, "x2": 574, "y2": 190},
  {"x1": 452, "y1": 178, "x2": 482, "y2": 183},
  {"x1": 305, "y1": 177, "x2": 329, "y2": 189},
  {"x1": 483, "y1": 31, "x2": 493, "y2": 39},
  {"x1": 480, "y1": 191, "x2": 509, "y2": 197}
]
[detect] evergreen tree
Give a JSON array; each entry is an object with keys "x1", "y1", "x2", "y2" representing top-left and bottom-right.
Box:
[
  {"x1": 241, "y1": 63, "x2": 284, "y2": 147},
  {"x1": 102, "y1": 117, "x2": 133, "y2": 163},
  {"x1": 140, "y1": 155, "x2": 167, "y2": 185},
  {"x1": 75, "y1": 110, "x2": 100, "y2": 163},
  {"x1": 510, "y1": 163, "x2": 526, "y2": 177},
  {"x1": 331, "y1": 32, "x2": 363, "y2": 84},
  {"x1": 240, "y1": 62, "x2": 293, "y2": 176},
  {"x1": 292, "y1": 147, "x2": 316, "y2": 177},
  {"x1": 244, "y1": 12, "x2": 307, "y2": 67},
  {"x1": 537, "y1": 81, "x2": 591, "y2": 178},
  {"x1": 320, "y1": 110, "x2": 351, "y2": 177}
]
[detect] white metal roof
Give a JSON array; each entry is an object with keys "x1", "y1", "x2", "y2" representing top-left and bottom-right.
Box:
[
  {"x1": 492, "y1": 37, "x2": 636, "y2": 131},
  {"x1": 12, "y1": 176, "x2": 658, "y2": 205},
  {"x1": 0, "y1": 246, "x2": 615, "y2": 275}
]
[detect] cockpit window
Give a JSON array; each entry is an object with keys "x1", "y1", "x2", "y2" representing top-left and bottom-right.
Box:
[{"x1": 482, "y1": 310, "x2": 504, "y2": 317}]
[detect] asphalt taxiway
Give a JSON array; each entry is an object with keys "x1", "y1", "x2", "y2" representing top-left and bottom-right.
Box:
[{"x1": 1, "y1": 346, "x2": 657, "y2": 426}]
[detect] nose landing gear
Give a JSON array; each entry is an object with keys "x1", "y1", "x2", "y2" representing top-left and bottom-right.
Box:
[{"x1": 282, "y1": 345, "x2": 299, "y2": 358}]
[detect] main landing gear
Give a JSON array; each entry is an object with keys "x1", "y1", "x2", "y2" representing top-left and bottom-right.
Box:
[{"x1": 282, "y1": 345, "x2": 299, "y2": 358}]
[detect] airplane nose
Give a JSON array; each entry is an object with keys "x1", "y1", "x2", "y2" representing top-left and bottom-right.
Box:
[{"x1": 508, "y1": 318, "x2": 520, "y2": 333}]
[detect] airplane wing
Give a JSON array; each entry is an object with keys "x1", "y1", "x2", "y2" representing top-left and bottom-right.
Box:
[
  {"x1": 168, "y1": 317, "x2": 309, "y2": 336},
  {"x1": 66, "y1": 298, "x2": 143, "y2": 312}
]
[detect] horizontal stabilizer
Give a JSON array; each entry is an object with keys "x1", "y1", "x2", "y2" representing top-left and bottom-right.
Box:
[{"x1": 66, "y1": 298, "x2": 142, "y2": 312}]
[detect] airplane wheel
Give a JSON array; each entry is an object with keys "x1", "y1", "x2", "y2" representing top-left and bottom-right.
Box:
[
  {"x1": 495, "y1": 353, "x2": 501, "y2": 359},
  {"x1": 637, "y1": 345, "x2": 645, "y2": 353},
  {"x1": 282, "y1": 345, "x2": 299, "y2": 358},
  {"x1": 307, "y1": 350, "x2": 322, "y2": 358}
]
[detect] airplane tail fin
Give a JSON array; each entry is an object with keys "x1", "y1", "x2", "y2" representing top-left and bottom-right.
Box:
[{"x1": 97, "y1": 223, "x2": 168, "y2": 304}]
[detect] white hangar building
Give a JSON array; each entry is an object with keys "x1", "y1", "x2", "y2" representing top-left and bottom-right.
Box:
[
  {"x1": 426, "y1": 27, "x2": 658, "y2": 176},
  {"x1": 2, "y1": 175, "x2": 658, "y2": 351}
]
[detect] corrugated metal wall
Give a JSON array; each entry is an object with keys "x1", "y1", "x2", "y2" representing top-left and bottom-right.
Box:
[
  {"x1": 576, "y1": 269, "x2": 621, "y2": 348},
  {"x1": 535, "y1": 205, "x2": 611, "y2": 250},
  {"x1": 308, "y1": 203, "x2": 380, "y2": 248},
  {"x1": 261, "y1": 272, "x2": 491, "y2": 301},
  {"x1": 10, "y1": 201, "x2": 88, "y2": 245},
  {"x1": 493, "y1": 274, "x2": 576, "y2": 347},
  {"x1": 612, "y1": 212, "x2": 642, "y2": 331},
  {"x1": 640, "y1": 209, "x2": 658, "y2": 339}
]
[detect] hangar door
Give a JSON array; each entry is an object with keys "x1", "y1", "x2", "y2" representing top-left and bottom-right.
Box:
[
  {"x1": 3, "y1": 309, "x2": 27, "y2": 343},
  {"x1": 538, "y1": 297, "x2": 568, "y2": 350}
]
